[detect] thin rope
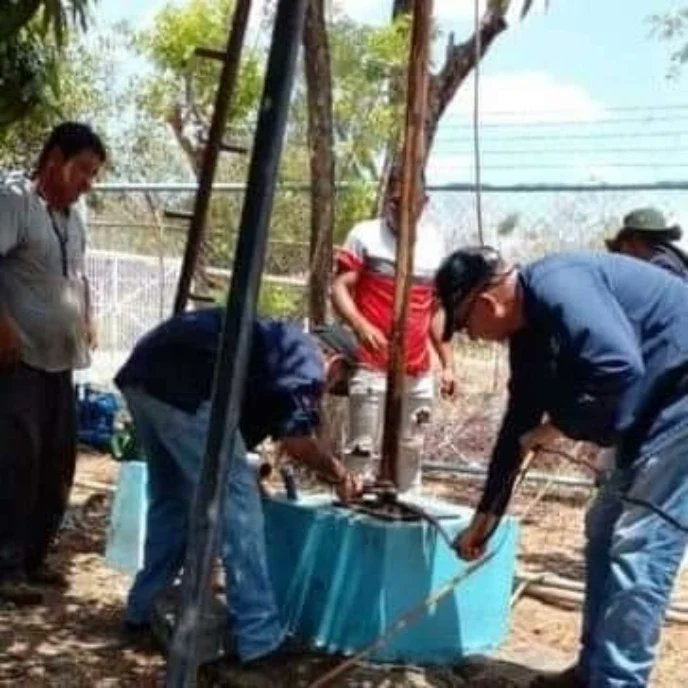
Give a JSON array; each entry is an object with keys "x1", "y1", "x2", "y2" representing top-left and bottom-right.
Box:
[{"x1": 473, "y1": 0, "x2": 485, "y2": 245}]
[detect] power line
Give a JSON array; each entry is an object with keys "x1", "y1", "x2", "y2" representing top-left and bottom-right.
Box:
[
  {"x1": 434, "y1": 146, "x2": 688, "y2": 155},
  {"x1": 436, "y1": 130, "x2": 688, "y2": 142},
  {"x1": 456, "y1": 103, "x2": 688, "y2": 117},
  {"x1": 448, "y1": 162, "x2": 688, "y2": 170},
  {"x1": 440, "y1": 115, "x2": 688, "y2": 129}
]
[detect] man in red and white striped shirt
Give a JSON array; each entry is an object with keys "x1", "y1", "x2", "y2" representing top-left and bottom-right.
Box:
[{"x1": 331, "y1": 167, "x2": 455, "y2": 491}]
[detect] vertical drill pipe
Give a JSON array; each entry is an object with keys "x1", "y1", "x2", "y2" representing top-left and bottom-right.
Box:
[
  {"x1": 379, "y1": 0, "x2": 433, "y2": 484},
  {"x1": 173, "y1": 0, "x2": 252, "y2": 314},
  {"x1": 165, "y1": 2, "x2": 309, "y2": 685}
]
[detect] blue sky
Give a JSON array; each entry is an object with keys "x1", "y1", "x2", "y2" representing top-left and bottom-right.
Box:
[{"x1": 96, "y1": 0, "x2": 687, "y2": 186}]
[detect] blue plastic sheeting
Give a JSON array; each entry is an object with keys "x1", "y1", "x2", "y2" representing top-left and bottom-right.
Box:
[
  {"x1": 75, "y1": 384, "x2": 120, "y2": 451},
  {"x1": 105, "y1": 460, "x2": 149, "y2": 575},
  {"x1": 264, "y1": 493, "x2": 519, "y2": 665}
]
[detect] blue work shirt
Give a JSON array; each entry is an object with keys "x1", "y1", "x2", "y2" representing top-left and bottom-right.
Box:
[
  {"x1": 115, "y1": 309, "x2": 325, "y2": 450},
  {"x1": 481, "y1": 251, "x2": 688, "y2": 515}
]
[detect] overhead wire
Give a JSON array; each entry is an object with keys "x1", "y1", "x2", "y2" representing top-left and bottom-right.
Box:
[
  {"x1": 443, "y1": 114, "x2": 688, "y2": 129},
  {"x1": 434, "y1": 146, "x2": 688, "y2": 155},
  {"x1": 438, "y1": 130, "x2": 688, "y2": 142},
  {"x1": 451, "y1": 103, "x2": 688, "y2": 116}
]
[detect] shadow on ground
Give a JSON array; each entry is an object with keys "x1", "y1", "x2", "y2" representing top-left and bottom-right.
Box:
[
  {"x1": 201, "y1": 654, "x2": 545, "y2": 688},
  {"x1": 0, "y1": 490, "x2": 164, "y2": 687}
]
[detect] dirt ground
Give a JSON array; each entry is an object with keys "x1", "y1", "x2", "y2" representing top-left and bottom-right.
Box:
[{"x1": 0, "y1": 448, "x2": 685, "y2": 687}]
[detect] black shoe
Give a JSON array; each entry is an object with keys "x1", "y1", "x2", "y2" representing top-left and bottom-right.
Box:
[
  {"x1": 121, "y1": 620, "x2": 152, "y2": 642},
  {"x1": 530, "y1": 666, "x2": 586, "y2": 688},
  {"x1": 241, "y1": 635, "x2": 305, "y2": 669},
  {"x1": 0, "y1": 577, "x2": 44, "y2": 606},
  {"x1": 26, "y1": 565, "x2": 69, "y2": 589}
]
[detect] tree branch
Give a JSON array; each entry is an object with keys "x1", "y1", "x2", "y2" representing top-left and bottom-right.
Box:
[{"x1": 425, "y1": 7, "x2": 508, "y2": 158}]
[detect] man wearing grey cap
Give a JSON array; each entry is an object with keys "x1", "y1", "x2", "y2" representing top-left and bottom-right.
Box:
[
  {"x1": 605, "y1": 206, "x2": 688, "y2": 279},
  {"x1": 435, "y1": 247, "x2": 688, "y2": 688}
]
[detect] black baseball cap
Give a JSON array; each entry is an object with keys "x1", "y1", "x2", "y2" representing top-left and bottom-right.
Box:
[{"x1": 435, "y1": 246, "x2": 503, "y2": 341}]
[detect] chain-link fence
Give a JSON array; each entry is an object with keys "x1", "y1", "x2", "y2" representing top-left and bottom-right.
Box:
[{"x1": 84, "y1": 180, "x2": 688, "y2": 380}]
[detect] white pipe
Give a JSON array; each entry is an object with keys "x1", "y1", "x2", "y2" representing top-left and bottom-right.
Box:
[
  {"x1": 516, "y1": 571, "x2": 688, "y2": 619},
  {"x1": 423, "y1": 462, "x2": 595, "y2": 489}
]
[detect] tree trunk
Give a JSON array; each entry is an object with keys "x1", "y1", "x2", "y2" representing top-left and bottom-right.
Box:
[{"x1": 303, "y1": 0, "x2": 335, "y2": 326}]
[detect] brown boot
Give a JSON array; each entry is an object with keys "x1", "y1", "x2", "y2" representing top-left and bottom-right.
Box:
[
  {"x1": 530, "y1": 666, "x2": 586, "y2": 688},
  {"x1": 0, "y1": 577, "x2": 44, "y2": 606}
]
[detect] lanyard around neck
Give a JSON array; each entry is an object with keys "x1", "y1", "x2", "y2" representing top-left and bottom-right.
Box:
[{"x1": 48, "y1": 210, "x2": 69, "y2": 278}]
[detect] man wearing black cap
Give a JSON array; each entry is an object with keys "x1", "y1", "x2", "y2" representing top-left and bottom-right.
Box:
[
  {"x1": 114, "y1": 307, "x2": 361, "y2": 664},
  {"x1": 605, "y1": 206, "x2": 688, "y2": 280},
  {"x1": 436, "y1": 247, "x2": 688, "y2": 688}
]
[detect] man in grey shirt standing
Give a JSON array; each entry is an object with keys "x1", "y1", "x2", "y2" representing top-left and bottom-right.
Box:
[{"x1": 0, "y1": 122, "x2": 105, "y2": 605}]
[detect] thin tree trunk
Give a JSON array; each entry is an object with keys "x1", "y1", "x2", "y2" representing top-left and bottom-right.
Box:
[{"x1": 303, "y1": 0, "x2": 335, "y2": 326}]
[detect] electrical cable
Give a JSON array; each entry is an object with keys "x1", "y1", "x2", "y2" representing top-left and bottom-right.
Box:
[{"x1": 534, "y1": 446, "x2": 688, "y2": 534}]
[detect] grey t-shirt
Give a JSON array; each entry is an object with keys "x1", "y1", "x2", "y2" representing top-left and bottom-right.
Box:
[{"x1": 0, "y1": 176, "x2": 90, "y2": 372}]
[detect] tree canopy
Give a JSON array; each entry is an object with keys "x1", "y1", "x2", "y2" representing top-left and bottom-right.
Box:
[{"x1": 0, "y1": 1, "x2": 97, "y2": 125}]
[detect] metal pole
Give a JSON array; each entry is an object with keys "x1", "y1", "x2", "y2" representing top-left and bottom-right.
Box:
[
  {"x1": 165, "y1": 1, "x2": 309, "y2": 685},
  {"x1": 379, "y1": 0, "x2": 433, "y2": 484},
  {"x1": 173, "y1": 0, "x2": 252, "y2": 315}
]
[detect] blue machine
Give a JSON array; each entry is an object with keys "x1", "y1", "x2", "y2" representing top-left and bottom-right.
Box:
[
  {"x1": 263, "y1": 493, "x2": 519, "y2": 665},
  {"x1": 103, "y1": 459, "x2": 520, "y2": 664}
]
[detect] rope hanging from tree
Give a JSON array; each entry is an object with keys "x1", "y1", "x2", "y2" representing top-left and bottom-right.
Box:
[{"x1": 473, "y1": 0, "x2": 485, "y2": 245}]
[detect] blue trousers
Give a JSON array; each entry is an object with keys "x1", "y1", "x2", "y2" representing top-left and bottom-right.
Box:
[
  {"x1": 122, "y1": 387, "x2": 285, "y2": 661},
  {"x1": 581, "y1": 432, "x2": 688, "y2": 687}
]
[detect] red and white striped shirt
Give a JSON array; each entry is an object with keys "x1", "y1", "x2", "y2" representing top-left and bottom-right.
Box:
[{"x1": 336, "y1": 218, "x2": 446, "y2": 376}]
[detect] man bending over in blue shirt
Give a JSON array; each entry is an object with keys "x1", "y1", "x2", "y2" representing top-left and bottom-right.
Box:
[
  {"x1": 436, "y1": 247, "x2": 688, "y2": 688},
  {"x1": 114, "y1": 308, "x2": 362, "y2": 666}
]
